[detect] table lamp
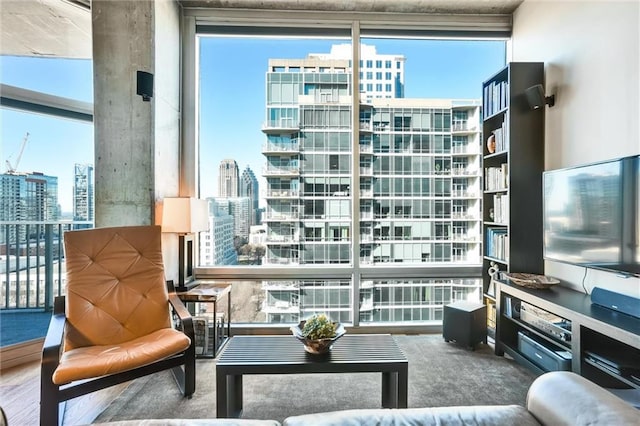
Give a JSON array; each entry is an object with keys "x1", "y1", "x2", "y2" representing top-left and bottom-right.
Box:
[{"x1": 161, "y1": 197, "x2": 210, "y2": 291}]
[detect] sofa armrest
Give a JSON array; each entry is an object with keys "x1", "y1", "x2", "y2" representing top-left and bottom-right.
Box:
[{"x1": 526, "y1": 371, "x2": 639, "y2": 425}]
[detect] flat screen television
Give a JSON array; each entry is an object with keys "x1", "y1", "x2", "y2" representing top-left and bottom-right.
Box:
[{"x1": 543, "y1": 155, "x2": 640, "y2": 277}]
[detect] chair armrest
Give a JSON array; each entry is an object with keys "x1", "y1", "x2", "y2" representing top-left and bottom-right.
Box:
[
  {"x1": 42, "y1": 296, "x2": 66, "y2": 382},
  {"x1": 168, "y1": 288, "x2": 195, "y2": 342}
]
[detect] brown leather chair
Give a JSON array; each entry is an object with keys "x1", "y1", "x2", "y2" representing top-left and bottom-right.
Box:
[{"x1": 40, "y1": 225, "x2": 195, "y2": 426}]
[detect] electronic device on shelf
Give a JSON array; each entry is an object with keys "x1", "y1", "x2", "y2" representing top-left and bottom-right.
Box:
[
  {"x1": 591, "y1": 287, "x2": 640, "y2": 319},
  {"x1": 518, "y1": 331, "x2": 572, "y2": 372},
  {"x1": 584, "y1": 350, "x2": 640, "y2": 375},
  {"x1": 519, "y1": 301, "x2": 572, "y2": 342}
]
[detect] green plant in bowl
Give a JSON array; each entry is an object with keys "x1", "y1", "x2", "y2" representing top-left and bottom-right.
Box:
[
  {"x1": 290, "y1": 314, "x2": 346, "y2": 354},
  {"x1": 301, "y1": 313, "x2": 337, "y2": 339}
]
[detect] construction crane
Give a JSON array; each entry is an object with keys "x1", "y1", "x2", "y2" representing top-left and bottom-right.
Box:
[{"x1": 5, "y1": 132, "x2": 29, "y2": 174}]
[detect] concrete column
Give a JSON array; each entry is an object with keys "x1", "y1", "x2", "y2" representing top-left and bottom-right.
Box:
[{"x1": 92, "y1": 0, "x2": 180, "y2": 228}]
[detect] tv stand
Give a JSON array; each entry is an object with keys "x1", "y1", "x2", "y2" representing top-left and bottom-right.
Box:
[{"x1": 495, "y1": 279, "x2": 640, "y2": 389}]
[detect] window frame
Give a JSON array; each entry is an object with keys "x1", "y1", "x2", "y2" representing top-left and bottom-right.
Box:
[{"x1": 181, "y1": 8, "x2": 509, "y2": 329}]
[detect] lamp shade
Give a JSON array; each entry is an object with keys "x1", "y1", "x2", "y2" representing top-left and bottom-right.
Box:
[{"x1": 161, "y1": 197, "x2": 209, "y2": 233}]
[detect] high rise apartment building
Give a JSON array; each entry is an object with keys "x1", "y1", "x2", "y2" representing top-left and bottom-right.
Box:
[
  {"x1": 0, "y1": 171, "x2": 59, "y2": 244},
  {"x1": 309, "y1": 44, "x2": 405, "y2": 101},
  {"x1": 199, "y1": 198, "x2": 238, "y2": 266},
  {"x1": 260, "y1": 45, "x2": 482, "y2": 323},
  {"x1": 218, "y1": 159, "x2": 239, "y2": 197},
  {"x1": 73, "y1": 163, "x2": 94, "y2": 229},
  {"x1": 212, "y1": 197, "x2": 252, "y2": 241},
  {"x1": 239, "y1": 166, "x2": 260, "y2": 226}
]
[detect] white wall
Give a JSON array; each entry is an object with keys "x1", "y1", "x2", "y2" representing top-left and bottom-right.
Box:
[{"x1": 511, "y1": 0, "x2": 639, "y2": 297}]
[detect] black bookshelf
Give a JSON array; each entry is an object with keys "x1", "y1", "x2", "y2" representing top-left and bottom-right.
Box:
[{"x1": 481, "y1": 63, "x2": 545, "y2": 338}]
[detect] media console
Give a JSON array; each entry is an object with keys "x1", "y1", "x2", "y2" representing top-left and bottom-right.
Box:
[{"x1": 494, "y1": 279, "x2": 640, "y2": 390}]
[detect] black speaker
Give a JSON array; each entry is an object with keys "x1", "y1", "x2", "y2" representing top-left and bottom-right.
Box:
[
  {"x1": 525, "y1": 84, "x2": 555, "y2": 109},
  {"x1": 525, "y1": 84, "x2": 545, "y2": 109},
  {"x1": 591, "y1": 287, "x2": 640, "y2": 319},
  {"x1": 136, "y1": 70, "x2": 153, "y2": 101}
]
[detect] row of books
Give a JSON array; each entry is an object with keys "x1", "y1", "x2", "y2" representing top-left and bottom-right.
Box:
[
  {"x1": 487, "y1": 303, "x2": 497, "y2": 333},
  {"x1": 485, "y1": 163, "x2": 509, "y2": 191},
  {"x1": 484, "y1": 80, "x2": 510, "y2": 117},
  {"x1": 486, "y1": 227, "x2": 509, "y2": 261},
  {"x1": 490, "y1": 113, "x2": 509, "y2": 153},
  {"x1": 492, "y1": 193, "x2": 509, "y2": 224}
]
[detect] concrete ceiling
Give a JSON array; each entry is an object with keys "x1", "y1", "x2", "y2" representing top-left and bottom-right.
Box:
[
  {"x1": 0, "y1": 0, "x2": 523, "y2": 59},
  {"x1": 1, "y1": 0, "x2": 92, "y2": 58}
]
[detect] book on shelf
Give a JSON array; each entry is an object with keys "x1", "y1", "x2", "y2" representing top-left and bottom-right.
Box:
[
  {"x1": 484, "y1": 80, "x2": 510, "y2": 117},
  {"x1": 492, "y1": 193, "x2": 509, "y2": 223},
  {"x1": 486, "y1": 227, "x2": 509, "y2": 261},
  {"x1": 490, "y1": 113, "x2": 509, "y2": 152},
  {"x1": 485, "y1": 164, "x2": 509, "y2": 191}
]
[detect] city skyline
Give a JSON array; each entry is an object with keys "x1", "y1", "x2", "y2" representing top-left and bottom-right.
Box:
[
  {"x1": 1, "y1": 38, "x2": 504, "y2": 213},
  {"x1": 197, "y1": 38, "x2": 504, "y2": 205}
]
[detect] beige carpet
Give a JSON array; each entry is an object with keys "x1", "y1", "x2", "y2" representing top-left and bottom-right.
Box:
[{"x1": 94, "y1": 334, "x2": 537, "y2": 424}]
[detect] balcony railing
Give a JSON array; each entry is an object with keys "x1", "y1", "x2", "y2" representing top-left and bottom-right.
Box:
[
  {"x1": 265, "y1": 189, "x2": 300, "y2": 198},
  {"x1": 263, "y1": 211, "x2": 299, "y2": 221},
  {"x1": 263, "y1": 166, "x2": 300, "y2": 176},
  {"x1": 262, "y1": 140, "x2": 300, "y2": 154},
  {"x1": 261, "y1": 119, "x2": 300, "y2": 134},
  {"x1": 1, "y1": 221, "x2": 92, "y2": 311}
]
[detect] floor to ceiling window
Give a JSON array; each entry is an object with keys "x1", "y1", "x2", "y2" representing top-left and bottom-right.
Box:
[
  {"x1": 185, "y1": 11, "x2": 507, "y2": 327},
  {"x1": 0, "y1": 56, "x2": 94, "y2": 347}
]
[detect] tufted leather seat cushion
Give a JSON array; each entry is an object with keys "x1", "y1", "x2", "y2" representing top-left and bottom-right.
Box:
[
  {"x1": 52, "y1": 225, "x2": 190, "y2": 385},
  {"x1": 52, "y1": 327, "x2": 189, "y2": 385}
]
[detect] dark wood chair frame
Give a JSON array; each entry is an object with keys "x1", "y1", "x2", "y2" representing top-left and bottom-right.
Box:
[{"x1": 40, "y1": 281, "x2": 196, "y2": 426}]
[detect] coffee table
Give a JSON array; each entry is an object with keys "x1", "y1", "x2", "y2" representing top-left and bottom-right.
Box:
[{"x1": 215, "y1": 334, "x2": 408, "y2": 418}]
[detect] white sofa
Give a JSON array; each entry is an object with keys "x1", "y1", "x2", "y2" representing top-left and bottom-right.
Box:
[{"x1": 99, "y1": 371, "x2": 639, "y2": 426}]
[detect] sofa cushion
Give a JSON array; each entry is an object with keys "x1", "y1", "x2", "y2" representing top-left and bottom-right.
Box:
[
  {"x1": 527, "y1": 371, "x2": 640, "y2": 426},
  {"x1": 283, "y1": 405, "x2": 540, "y2": 426},
  {"x1": 95, "y1": 420, "x2": 280, "y2": 426}
]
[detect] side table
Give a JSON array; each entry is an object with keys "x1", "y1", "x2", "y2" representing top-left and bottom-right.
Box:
[{"x1": 177, "y1": 281, "x2": 232, "y2": 358}]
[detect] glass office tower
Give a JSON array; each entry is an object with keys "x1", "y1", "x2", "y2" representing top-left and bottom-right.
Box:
[{"x1": 73, "y1": 163, "x2": 94, "y2": 229}]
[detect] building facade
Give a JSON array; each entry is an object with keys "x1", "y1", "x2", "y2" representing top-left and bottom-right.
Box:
[
  {"x1": 261, "y1": 45, "x2": 482, "y2": 323},
  {"x1": 239, "y1": 165, "x2": 260, "y2": 226},
  {"x1": 0, "y1": 171, "x2": 59, "y2": 245},
  {"x1": 308, "y1": 43, "x2": 406, "y2": 101},
  {"x1": 199, "y1": 198, "x2": 238, "y2": 266},
  {"x1": 73, "y1": 163, "x2": 94, "y2": 229},
  {"x1": 218, "y1": 159, "x2": 239, "y2": 197}
]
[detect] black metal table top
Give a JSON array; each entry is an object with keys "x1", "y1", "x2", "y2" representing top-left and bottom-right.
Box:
[{"x1": 217, "y1": 334, "x2": 407, "y2": 367}]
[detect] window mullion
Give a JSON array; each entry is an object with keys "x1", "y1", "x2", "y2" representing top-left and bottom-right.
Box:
[{"x1": 351, "y1": 21, "x2": 361, "y2": 326}]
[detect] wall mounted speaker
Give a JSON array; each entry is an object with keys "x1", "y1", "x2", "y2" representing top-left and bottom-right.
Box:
[
  {"x1": 525, "y1": 84, "x2": 555, "y2": 109},
  {"x1": 136, "y1": 70, "x2": 154, "y2": 101}
]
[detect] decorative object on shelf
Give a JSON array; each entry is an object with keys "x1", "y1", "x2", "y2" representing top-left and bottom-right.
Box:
[
  {"x1": 487, "y1": 261, "x2": 500, "y2": 296},
  {"x1": 503, "y1": 272, "x2": 560, "y2": 289},
  {"x1": 487, "y1": 261, "x2": 500, "y2": 280},
  {"x1": 486, "y1": 133, "x2": 496, "y2": 153},
  {"x1": 290, "y1": 313, "x2": 346, "y2": 354}
]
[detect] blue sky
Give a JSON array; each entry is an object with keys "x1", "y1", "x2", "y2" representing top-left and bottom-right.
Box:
[
  {"x1": 1, "y1": 37, "x2": 505, "y2": 212},
  {"x1": 1, "y1": 56, "x2": 93, "y2": 213}
]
